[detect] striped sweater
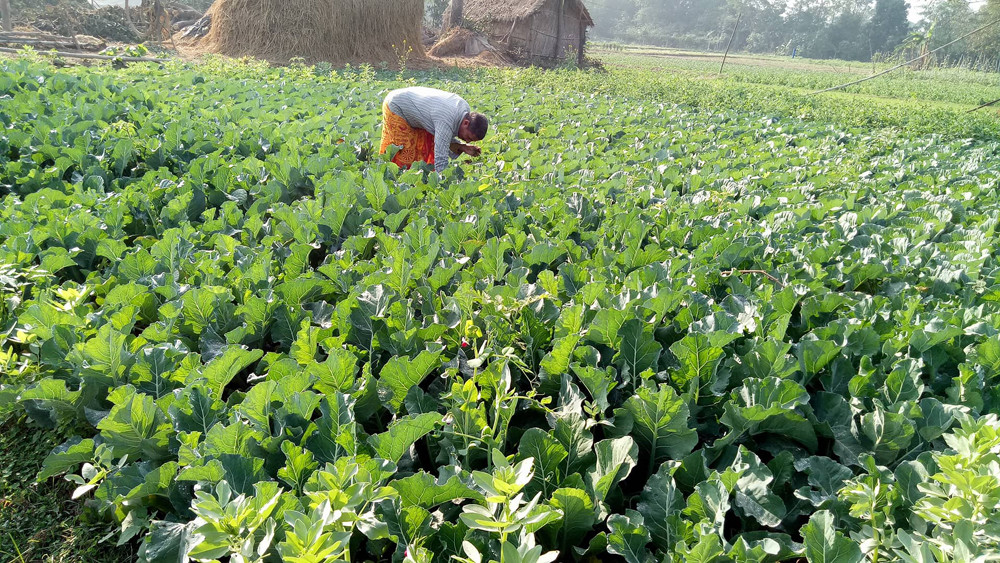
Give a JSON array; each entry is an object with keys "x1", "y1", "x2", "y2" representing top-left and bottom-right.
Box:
[{"x1": 385, "y1": 86, "x2": 471, "y2": 173}]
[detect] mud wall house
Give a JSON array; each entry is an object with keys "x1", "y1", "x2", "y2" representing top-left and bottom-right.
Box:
[{"x1": 447, "y1": 0, "x2": 593, "y2": 64}]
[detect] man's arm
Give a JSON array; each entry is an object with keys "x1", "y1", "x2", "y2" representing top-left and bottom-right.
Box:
[{"x1": 433, "y1": 129, "x2": 451, "y2": 173}]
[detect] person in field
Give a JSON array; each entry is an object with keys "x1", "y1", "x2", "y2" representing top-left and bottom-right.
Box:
[{"x1": 379, "y1": 86, "x2": 488, "y2": 173}]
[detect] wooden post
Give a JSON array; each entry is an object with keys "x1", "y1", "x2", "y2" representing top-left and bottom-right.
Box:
[
  {"x1": 1, "y1": 0, "x2": 11, "y2": 33},
  {"x1": 577, "y1": 20, "x2": 585, "y2": 67}
]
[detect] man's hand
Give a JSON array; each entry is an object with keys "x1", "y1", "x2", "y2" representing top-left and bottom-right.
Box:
[{"x1": 451, "y1": 142, "x2": 482, "y2": 158}]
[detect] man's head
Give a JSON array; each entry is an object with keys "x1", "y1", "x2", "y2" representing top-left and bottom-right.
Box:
[{"x1": 458, "y1": 113, "x2": 489, "y2": 143}]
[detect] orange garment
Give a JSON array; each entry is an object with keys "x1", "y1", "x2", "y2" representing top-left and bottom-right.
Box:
[{"x1": 379, "y1": 101, "x2": 435, "y2": 169}]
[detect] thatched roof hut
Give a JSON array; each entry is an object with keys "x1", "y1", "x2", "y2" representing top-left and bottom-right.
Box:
[
  {"x1": 445, "y1": 0, "x2": 593, "y2": 64},
  {"x1": 199, "y1": 0, "x2": 425, "y2": 64}
]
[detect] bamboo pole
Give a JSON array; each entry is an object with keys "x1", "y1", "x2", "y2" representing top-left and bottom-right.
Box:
[
  {"x1": 719, "y1": 12, "x2": 741, "y2": 74},
  {"x1": 810, "y1": 15, "x2": 1000, "y2": 96},
  {"x1": 0, "y1": 46, "x2": 167, "y2": 63}
]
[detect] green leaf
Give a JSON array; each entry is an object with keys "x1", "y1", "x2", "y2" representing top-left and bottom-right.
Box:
[
  {"x1": 801, "y1": 510, "x2": 862, "y2": 563},
  {"x1": 793, "y1": 456, "x2": 855, "y2": 508},
  {"x1": 572, "y1": 363, "x2": 616, "y2": 414},
  {"x1": 368, "y1": 412, "x2": 442, "y2": 464},
  {"x1": 307, "y1": 348, "x2": 359, "y2": 396},
  {"x1": 97, "y1": 386, "x2": 171, "y2": 461},
  {"x1": 304, "y1": 394, "x2": 358, "y2": 463},
  {"x1": 606, "y1": 511, "x2": 651, "y2": 563},
  {"x1": 515, "y1": 428, "x2": 568, "y2": 497},
  {"x1": 618, "y1": 383, "x2": 698, "y2": 466},
  {"x1": 196, "y1": 346, "x2": 264, "y2": 399},
  {"x1": 727, "y1": 447, "x2": 786, "y2": 528},
  {"x1": 376, "y1": 350, "x2": 442, "y2": 413},
  {"x1": 168, "y1": 385, "x2": 225, "y2": 434},
  {"x1": 78, "y1": 323, "x2": 134, "y2": 384},
  {"x1": 797, "y1": 338, "x2": 841, "y2": 384},
  {"x1": 719, "y1": 377, "x2": 818, "y2": 450},
  {"x1": 683, "y1": 534, "x2": 725, "y2": 562},
  {"x1": 669, "y1": 333, "x2": 724, "y2": 392},
  {"x1": 615, "y1": 319, "x2": 661, "y2": 378},
  {"x1": 20, "y1": 378, "x2": 81, "y2": 428},
  {"x1": 38, "y1": 437, "x2": 96, "y2": 480},
  {"x1": 686, "y1": 479, "x2": 729, "y2": 534},
  {"x1": 278, "y1": 440, "x2": 318, "y2": 494},
  {"x1": 586, "y1": 436, "x2": 638, "y2": 503},
  {"x1": 139, "y1": 520, "x2": 197, "y2": 563},
  {"x1": 539, "y1": 335, "x2": 581, "y2": 393},
  {"x1": 391, "y1": 472, "x2": 482, "y2": 508},
  {"x1": 376, "y1": 498, "x2": 432, "y2": 556},
  {"x1": 637, "y1": 462, "x2": 685, "y2": 551},
  {"x1": 882, "y1": 358, "x2": 924, "y2": 406},
  {"x1": 218, "y1": 453, "x2": 267, "y2": 496},
  {"x1": 290, "y1": 320, "x2": 321, "y2": 365},
  {"x1": 541, "y1": 487, "x2": 596, "y2": 552},
  {"x1": 586, "y1": 308, "x2": 627, "y2": 348}
]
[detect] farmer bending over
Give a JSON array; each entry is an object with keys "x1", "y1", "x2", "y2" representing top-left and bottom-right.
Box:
[{"x1": 380, "y1": 86, "x2": 488, "y2": 172}]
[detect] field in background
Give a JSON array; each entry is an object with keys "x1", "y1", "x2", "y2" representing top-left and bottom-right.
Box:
[{"x1": 593, "y1": 44, "x2": 1000, "y2": 109}]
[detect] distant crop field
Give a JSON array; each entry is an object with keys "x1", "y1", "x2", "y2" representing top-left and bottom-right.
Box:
[
  {"x1": 3, "y1": 52, "x2": 1000, "y2": 562},
  {"x1": 594, "y1": 44, "x2": 1000, "y2": 109}
]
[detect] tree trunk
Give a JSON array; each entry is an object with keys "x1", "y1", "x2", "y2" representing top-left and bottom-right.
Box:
[
  {"x1": 553, "y1": 0, "x2": 563, "y2": 58},
  {"x1": 449, "y1": 0, "x2": 464, "y2": 30},
  {"x1": 1, "y1": 0, "x2": 11, "y2": 33}
]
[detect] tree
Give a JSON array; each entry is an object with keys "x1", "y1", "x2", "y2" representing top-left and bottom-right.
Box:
[
  {"x1": 871, "y1": 0, "x2": 911, "y2": 53},
  {"x1": 1, "y1": 0, "x2": 10, "y2": 32},
  {"x1": 448, "y1": 0, "x2": 464, "y2": 29},
  {"x1": 973, "y1": 0, "x2": 1000, "y2": 56},
  {"x1": 425, "y1": 0, "x2": 449, "y2": 28},
  {"x1": 917, "y1": 0, "x2": 975, "y2": 59}
]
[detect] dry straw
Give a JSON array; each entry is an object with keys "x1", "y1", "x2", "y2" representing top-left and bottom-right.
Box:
[
  {"x1": 202, "y1": 0, "x2": 425, "y2": 64},
  {"x1": 449, "y1": 0, "x2": 592, "y2": 25}
]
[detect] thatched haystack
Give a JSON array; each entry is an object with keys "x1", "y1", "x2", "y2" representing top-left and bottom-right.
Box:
[
  {"x1": 200, "y1": 0, "x2": 425, "y2": 64},
  {"x1": 428, "y1": 27, "x2": 482, "y2": 57},
  {"x1": 445, "y1": 0, "x2": 592, "y2": 64}
]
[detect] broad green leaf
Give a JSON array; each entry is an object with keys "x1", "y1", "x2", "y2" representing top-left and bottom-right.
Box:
[
  {"x1": 686, "y1": 479, "x2": 729, "y2": 534},
  {"x1": 278, "y1": 440, "x2": 318, "y2": 494},
  {"x1": 586, "y1": 308, "x2": 627, "y2": 348},
  {"x1": 606, "y1": 511, "x2": 651, "y2": 563},
  {"x1": 391, "y1": 472, "x2": 482, "y2": 508},
  {"x1": 793, "y1": 456, "x2": 855, "y2": 508},
  {"x1": 168, "y1": 385, "x2": 225, "y2": 434},
  {"x1": 195, "y1": 346, "x2": 264, "y2": 399},
  {"x1": 376, "y1": 350, "x2": 442, "y2": 413},
  {"x1": 20, "y1": 378, "x2": 81, "y2": 428},
  {"x1": 97, "y1": 386, "x2": 171, "y2": 461},
  {"x1": 368, "y1": 412, "x2": 442, "y2": 464},
  {"x1": 669, "y1": 333, "x2": 724, "y2": 392},
  {"x1": 797, "y1": 338, "x2": 841, "y2": 384},
  {"x1": 541, "y1": 487, "x2": 596, "y2": 552},
  {"x1": 719, "y1": 377, "x2": 818, "y2": 450},
  {"x1": 728, "y1": 447, "x2": 786, "y2": 528},
  {"x1": 515, "y1": 428, "x2": 568, "y2": 497},
  {"x1": 802, "y1": 510, "x2": 862, "y2": 563},
  {"x1": 614, "y1": 319, "x2": 661, "y2": 378},
  {"x1": 586, "y1": 436, "x2": 638, "y2": 503},
  {"x1": 38, "y1": 437, "x2": 96, "y2": 480},
  {"x1": 637, "y1": 462, "x2": 685, "y2": 551},
  {"x1": 618, "y1": 383, "x2": 697, "y2": 465}
]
